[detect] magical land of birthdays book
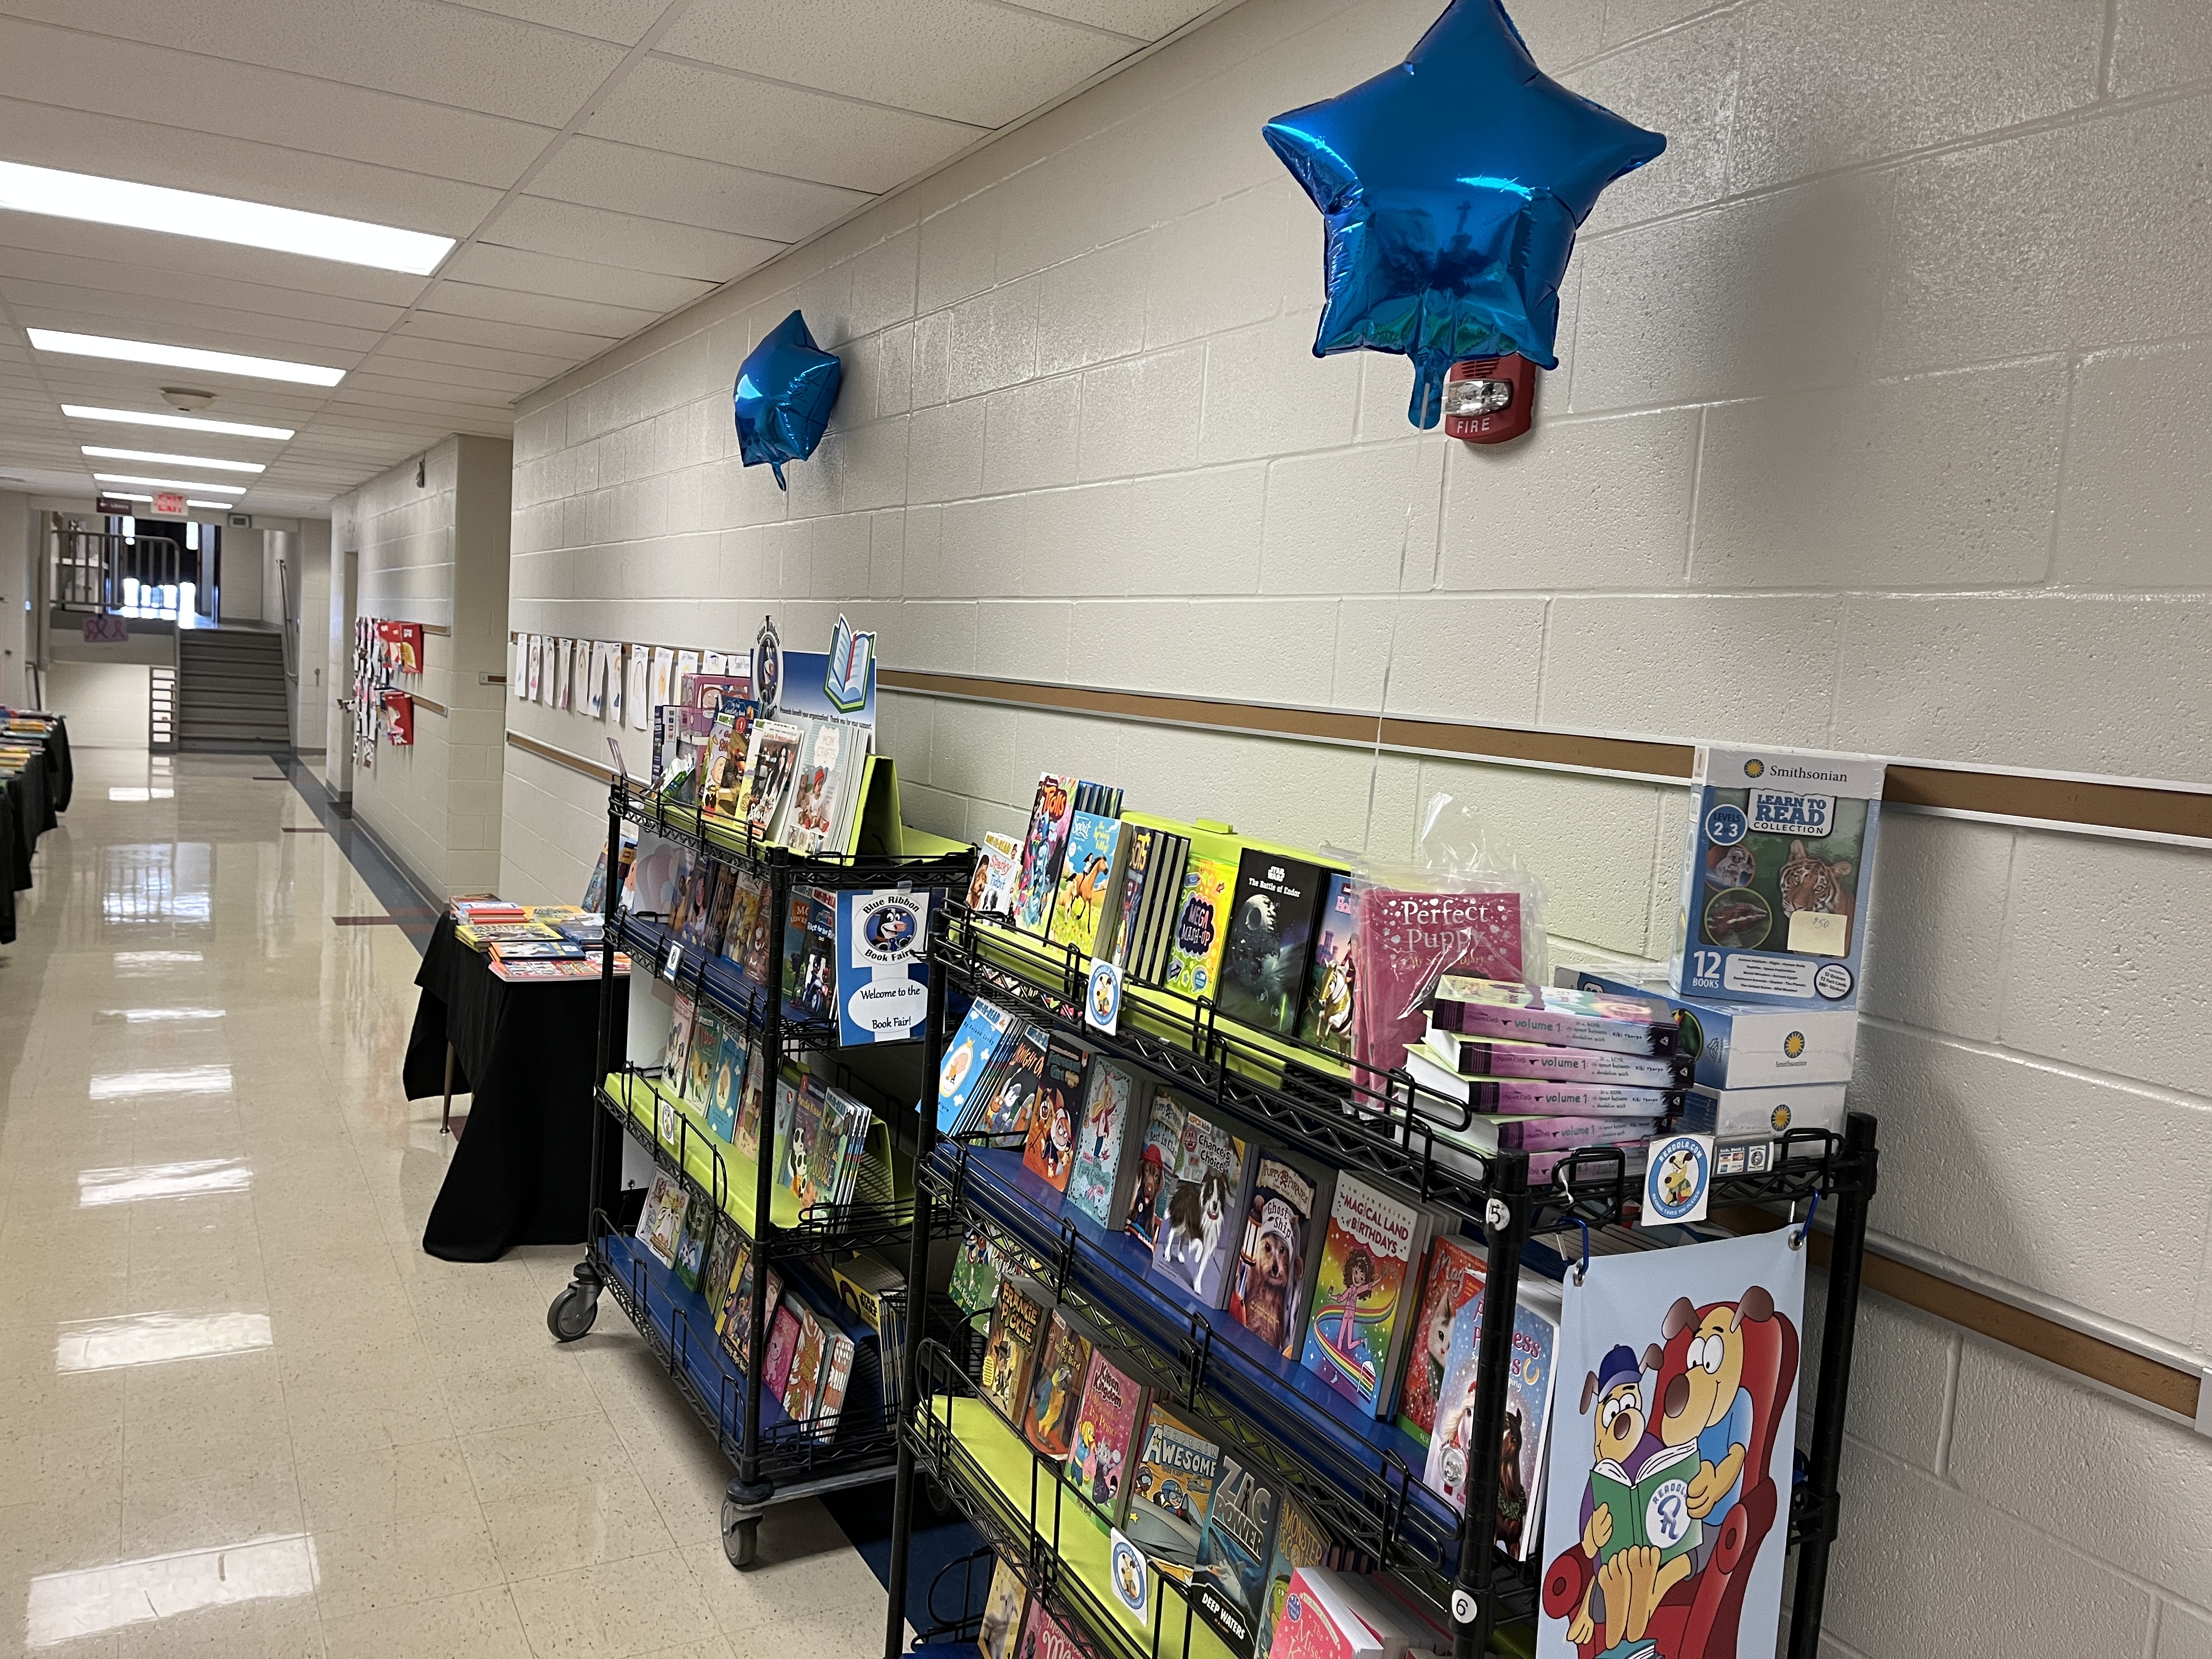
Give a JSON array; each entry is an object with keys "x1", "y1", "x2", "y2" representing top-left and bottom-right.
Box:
[{"x1": 1298, "y1": 1172, "x2": 1434, "y2": 1419}]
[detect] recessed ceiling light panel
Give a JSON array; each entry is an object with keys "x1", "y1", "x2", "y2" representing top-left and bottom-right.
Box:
[
  {"x1": 94, "y1": 473, "x2": 247, "y2": 496},
  {"x1": 63, "y1": 405, "x2": 294, "y2": 441},
  {"x1": 82, "y1": 447, "x2": 264, "y2": 473},
  {"x1": 29, "y1": 330, "x2": 345, "y2": 387},
  {"x1": 0, "y1": 159, "x2": 454, "y2": 274}
]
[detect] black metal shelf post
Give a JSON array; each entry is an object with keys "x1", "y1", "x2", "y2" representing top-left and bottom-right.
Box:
[
  {"x1": 883, "y1": 898, "x2": 1881, "y2": 1659},
  {"x1": 550, "y1": 778, "x2": 977, "y2": 1571}
]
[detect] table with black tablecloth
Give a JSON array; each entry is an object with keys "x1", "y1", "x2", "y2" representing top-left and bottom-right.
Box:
[
  {"x1": 407, "y1": 912, "x2": 629, "y2": 1261},
  {"x1": 1, "y1": 723, "x2": 63, "y2": 945}
]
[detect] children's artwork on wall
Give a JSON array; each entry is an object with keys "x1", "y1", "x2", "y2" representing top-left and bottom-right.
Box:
[{"x1": 1537, "y1": 1228, "x2": 1804, "y2": 1659}]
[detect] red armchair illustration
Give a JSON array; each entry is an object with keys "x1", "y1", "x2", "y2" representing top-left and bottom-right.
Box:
[{"x1": 1542, "y1": 1286, "x2": 1799, "y2": 1659}]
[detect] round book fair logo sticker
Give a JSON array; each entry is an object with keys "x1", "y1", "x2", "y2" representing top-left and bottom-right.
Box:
[
  {"x1": 1086, "y1": 958, "x2": 1122, "y2": 1035},
  {"x1": 1645, "y1": 1133, "x2": 1712, "y2": 1225},
  {"x1": 1705, "y1": 803, "x2": 1747, "y2": 845},
  {"x1": 1107, "y1": 1531, "x2": 1148, "y2": 1620}
]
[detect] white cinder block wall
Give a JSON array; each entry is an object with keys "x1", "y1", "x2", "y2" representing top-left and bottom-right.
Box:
[
  {"x1": 338, "y1": 434, "x2": 511, "y2": 897},
  {"x1": 498, "y1": 0, "x2": 2212, "y2": 1651}
]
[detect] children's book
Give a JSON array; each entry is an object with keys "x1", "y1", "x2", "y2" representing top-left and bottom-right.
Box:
[
  {"x1": 1122, "y1": 1092, "x2": 1187, "y2": 1252},
  {"x1": 1108, "y1": 825, "x2": 1155, "y2": 968},
  {"x1": 662, "y1": 991, "x2": 696, "y2": 1086},
  {"x1": 1424, "y1": 1291, "x2": 1559, "y2": 1560},
  {"x1": 775, "y1": 1075, "x2": 832, "y2": 1214},
  {"x1": 703, "y1": 1224, "x2": 741, "y2": 1336},
  {"x1": 782, "y1": 1297, "x2": 827, "y2": 1422},
  {"x1": 1429, "y1": 974, "x2": 1678, "y2": 1057},
  {"x1": 733, "y1": 1039, "x2": 768, "y2": 1163},
  {"x1": 1149, "y1": 1108, "x2": 1252, "y2": 1308},
  {"x1": 718, "y1": 1242, "x2": 782, "y2": 1371},
  {"x1": 1020, "y1": 1037, "x2": 1087, "y2": 1194},
  {"x1": 780, "y1": 885, "x2": 838, "y2": 1026},
  {"x1": 1228, "y1": 1154, "x2": 1329, "y2": 1361},
  {"x1": 979, "y1": 1276, "x2": 1051, "y2": 1426},
  {"x1": 1012, "y1": 774, "x2": 1077, "y2": 935},
  {"x1": 737, "y1": 720, "x2": 803, "y2": 838},
  {"x1": 1014, "y1": 1599, "x2": 1081, "y2": 1659},
  {"x1": 1395, "y1": 1234, "x2": 1487, "y2": 1447},
  {"x1": 1046, "y1": 810, "x2": 1122, "y2": 955},
  {"x1": 762, "y1": 1301, "x2": 802, "y2": 1401},
  {"x1": 636, "y1": 1171, "x2": 687, "y2": 1268},
  {"x1": 938, "y1": 998, "x2": 1015, "y2": 1135},
  {"x1": 1257, "y1": 1494, "x2": 1332, "y2": 1659},
  {"x1": 1125, "y1": 1403, "x2": 1221, "y2": 1564},
  {"x1": 785, "y1": 717, "x2": 844, "y2": 853},
  {"x1": 1351, "y1": 888, "x2": 1523, "y2": 1077},
  {"x1": 1022, "y1": 1306, "x2": 1095, "y2": 1462},
  {"x1": 1165, "y1": 856, "x2": 1237, "y2": 1002},
  {"x1": 1194, "y1": 1450, "x2": 1284, "y2": 1657},
  {"x1": 969, "y1": 1022, "x2": 1050, "y2": 1139},
  {"x1": 977, "y1": 1554, "x2": 1029, "y2": 1659},
  {"x1": 701, "y1": 707, "x2": 755, "y2": 817},
  {"x1": 949, "y1": 1226, "x2": 1002, "y2": 1319},
  {"x1": 686, "y1": 1003, "x2": 721, "y2": 1108},
  {"x1": 965, "y1": 831, "x2": 1020, "y2": 919},
  {"x1": 1268, "y1": 1570, "x2": 1383, "y2": 1659},
  {"x1": 1298, "y1": 1173, "x2": 1431, "y2": 1419},
  {"x1": 1063, "y1": 1346, "x2": 1150, "y2": 1523},
  {"x1": 1064, "y1": 1057, "x2": 1146, "y2": 1231},
  {"x1": 672, "y1": 1192, "x2": 714, "y2": 1290},
  {"x1": 1217, "y1": 850, "x2": 1324, "y2": 1037},
  {"x1": 719, "y1": 869, "x2": 768, "y2": 970},
  {"x1": 1296, "y1": 872, "x2": 1361, "y2": 1057},
  {"x1": 705, "y1": 1027, "x2": 745, "y2": 1144},
  {"x1": 1136, "y1": 832, "x2": 1192, "y2": 985}
]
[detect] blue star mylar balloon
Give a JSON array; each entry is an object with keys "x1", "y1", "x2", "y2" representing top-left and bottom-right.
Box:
[
  {"x1": 1263, "y1": 0, "x2": 1664, "y2": 428},
  {"x1": 733, "y1": 309, "x2": 842, "y2": 489}
]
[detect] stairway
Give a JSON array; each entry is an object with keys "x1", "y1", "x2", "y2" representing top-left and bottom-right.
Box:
[{"x1": 177, "y1": 628, "x2": 291, "y2": 752}]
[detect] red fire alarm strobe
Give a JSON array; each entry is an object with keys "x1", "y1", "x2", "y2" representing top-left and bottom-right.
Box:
[{"x1": 1442, "y1": 354, "x2": 1537, "y2": 444}]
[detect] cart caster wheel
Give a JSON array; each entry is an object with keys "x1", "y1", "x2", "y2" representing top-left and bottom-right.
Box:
[
  {"x1": 721, "y1": 1498, "x2": 759, "y2": 1568},
  {"x1": 546, "y1": 1283, "x2": 598, "y2": 1342}
]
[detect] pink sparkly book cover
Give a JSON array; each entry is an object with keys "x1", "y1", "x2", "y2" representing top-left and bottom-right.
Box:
[{"x1": 1351, "y1": 889, "x2": 1522, "y2": 1082}]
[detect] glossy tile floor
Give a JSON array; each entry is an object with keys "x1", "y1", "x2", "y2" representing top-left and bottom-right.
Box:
[{"x1": 0, "y1": 749, "x2": 888, "y2": 1659}]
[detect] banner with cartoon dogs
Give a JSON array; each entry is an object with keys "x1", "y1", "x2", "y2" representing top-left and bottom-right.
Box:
[{"x1": 1537, "y1": 1229, "x2": 1804, "y2": 1659}]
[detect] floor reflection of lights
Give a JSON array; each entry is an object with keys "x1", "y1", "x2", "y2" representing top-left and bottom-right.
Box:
[
  {"x1": 77, "y1": 1159, "x2": 251, "y2": 1206},
  {"x1": 111, "y1": 951, "x2": 204, "y2": 974},
  {"x1": 54, "y1": 1311, "x2": 273, "y2": 1373},
  {"x1": 87, "y1": 1065, "x2": 233, "y2": 1100},
  {"x1": 105, "y1": 787, "x2": 176, "y2": 802},
  {"x1": 101, "y1": 1008, "x2": 226, "y2": 1023},
  {"x1": 26, "y1": 1533, "x2": 316, "y2": 1647}
]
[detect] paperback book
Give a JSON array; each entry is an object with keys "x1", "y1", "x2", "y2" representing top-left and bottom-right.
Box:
[
  {"x1": 1296, "y1": 872, "x2": 1361, "y2": 1057},
  {"x1": 1123, "y1": 1092, "x2": 1187, "y2": 1251},
  {"x1": 1194, "y1": 1451, "x2": 1284, "y2": 1657},
  {"x1": 1108, "y1": 825, "x2": 1156, "y2": 968},
  {"x1": 1298, "y1": 1173, "x2": 1432, "y2": 1419},
  {"x1": 1258, "y1": 1494, "x2": 1332, "y2": 1659},
  {"x1": 1015, "y1": 1600, "x2": 1081, "y2": 1659},
  {"x1": 1217, "y1": 850, "x2": 1325, "y2": 1036},
  {"x1": 1429, "y1": 975, "x2": 1678, "y2": 1058},
  {"x1": 1131, "y1": 831, "x2": 1191, "y2": 985},
  {"x1": 1353, "y1": 888, "x2": 1524, "y2": 1079},
  {"x1": 968, "y1": 1022, "x2": 1051, "y2": 1139},
  {"x1": 949, "y1": 1226, "x2": 1002, "y2": 1318},
  {"x1": 780, "y1": 885, "x2": 838, "y2": 1026},
  {"x1": 1149, "y1": 1109, "x2": 1252, "y2": 1308},
  {"x1": 978, "y1": 1555, "x2": 1028, "y2": 1659},
  {"x1": 1423, "y1": 1023, "x2": 1688, "y2": 1089},
  {"x1": 636, "y1": 1172, "x2": 688, "y2": 1269},
  {"x1": 979, "y1": 1276, "x2": 1051, "y2": 1425},
  {"x1": 1395, "y1": 1234, "x2": 1487, "y2": 1447},
  {"x1": 1063, "y1": 1057, "x2": 1146, "y2": 1231},
  {"x1": 1227, "y1": 1153, "x2": 1327, "y2": 1360},
  {"x1": 1012, "y1": 774, "x2": 1078, "y2": 935},
  {"x1": 1047, "y1": 810, "x2": 1123, "y2": 955},
  {"x1": 1022, "y1": 1306, "x2": 1096, "y2": 1462},
  {"x1": 1020, "y1": 1036, "x2": 1087, "y2": 1194},
  {"x1": 737, "y1": 720, "x2": 803, "y2": 838},
  {"x1": 1404, "y1": 1045, "x2": 1683, "y2": 1119},
  {"x1": 686, "y1": 1003, "x2": 721, "y2": 1108},
  {"x1": 1424, "y1": 1290, "x2": 1559, "y2": 1560},
  {"x1": 965, "y1": 831, "x2": 1020, "y2": 919},
  {"x1": 937, "y1": 997, "x2": 1015, "y2": 1135},
  {"x1": 1064, "y1": 1346, "x2": 1150, "y2": 1521},
  {"x1": 663, "y1": 991, "x2": 697, "y2": 1086},
  {"x1": 704, "y1": 1025, "x2": 746, "y2": 1143},
  {"x1": 1165, "y1": 856, "x2": 1237, "y2": 1002},
  {"x1": 1125, "y1": 1403, "x2": 1221, "y2": 1562},
  {"x1": 672, "y1": 1190, "x2": 714, "y2": 1291}
]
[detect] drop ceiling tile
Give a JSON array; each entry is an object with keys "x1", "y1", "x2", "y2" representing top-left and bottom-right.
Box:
[
  {"x1": 347, "y1": 356, "x2": 541, "y2": 397},
  {"x1": 587, "y1": 55, "x2": 984, "y2": 194},
  {"x1": 0, "y1": 17, "x2": 550, "y2": 188},
  {"x1": 0, "y1": 215, "x2": 435, "y2": 307},
  {"x1": 0, "y1": 247, "x2": 408, "y2": 333},
  {"x1": 424, "y1": 277, "x2": 663, "y2": 337},
  {"x1": 329, "y1": 385, "x2": 522, "y2": 421},
  {"x1": 1014, "y1": 0, "x2": 1213, "y2": 36},
  {"x1": 486, "y1": 195, "x2": 785, "y2": 283},
  {"x1": 0, "y1": 98, "x2": 504, "y2": 236},
  {"x1": 528, "y1": 136, "x2": 868, "y2": 242},
  {"x1": 442, "y1": 242, "x2": 715, "y2": 314},
  {"x1": 397, "y1": 309, "x2": 615, "y2": 358},
  {"x1": 656, "y1": 0, "x2": 1131, "y2": 127},
  {"x1": 3, "y1": 281, "x2": 391, "y2": 356},
  {"x1": 445, "y1": 0, "x2": 670, "y2": 45},
  {"x1": 1, "y1": 0, "x2": 624, "y2": 127},
  {"x1": 377, "y1": 331, "x2": 574, "y2": 381}
]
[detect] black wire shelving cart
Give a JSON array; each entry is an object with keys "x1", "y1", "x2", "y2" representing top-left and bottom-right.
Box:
[
  {"x1": 882, "y1": 902, "x2": 1878, "y2": 1659},
  {"x1": 546, "y1": 777, "x2": 975, "y2": 1568}
]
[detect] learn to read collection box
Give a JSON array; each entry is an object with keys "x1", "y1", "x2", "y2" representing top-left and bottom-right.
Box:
[
  {"x1": 1669, "y1": 745, "x2": 1883, "y2": 1011},
  {"x1": 1565, "y1": 969, "x2": 1858, "y2": 1091}
]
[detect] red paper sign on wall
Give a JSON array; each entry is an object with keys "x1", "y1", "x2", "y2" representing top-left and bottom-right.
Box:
[{"x1": 381, "y1": 691, "x2": 414, "y2": 746}]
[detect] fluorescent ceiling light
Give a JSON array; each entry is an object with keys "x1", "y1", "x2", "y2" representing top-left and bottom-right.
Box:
[
  {"x1": 100, "y1": 492, "x2": 154, "y2": 504},
  {"x1": 29, "y1": 330, "x2": 344, "y2": 387},
  {"x1": 187, "y1": 499, "x2": 234, "y2": 510},
  {"x1": 95, "y1": 474, "x2": 246, "y2": 496},
  {"x1": 0, "y1": 158, "x2": 454, "y2": 274},
  {"x1": 83, "y1": 447, "x2": 264, "y2": 473},
  {"x1": 63, "y1": 405, "x2": 295, "y2": 440}
]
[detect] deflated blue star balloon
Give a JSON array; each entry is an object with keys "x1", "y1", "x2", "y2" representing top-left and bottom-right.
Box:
[
  {"x1": 733, "y1": 309, "x2": 843, "y2": 489},
  {"x1": 1263, "y1": 0, "x2": 1664, "y2": 428}
]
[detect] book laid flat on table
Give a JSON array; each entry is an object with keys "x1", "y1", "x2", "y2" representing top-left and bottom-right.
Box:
[
  {"x1": 1150, "y1": 1108, "x2": 1254, "y2": 1309},
  {"x1": 1217, "y1": 849, "x2": 1325, "y2": 1037},
  {"x1": 1421, "y1": 1023, "x2": 1688, "y2": 1088},
  {"x1": 1427, "y1": 975, "x2": 1678, "y2": 1057},
  {"x1": 1194, "y1": 1448, "x2": 1284, "y2": 1657},
  {"x1": 1227, "y1": 1152, "x2": 1330, "y2": 1361},
  {"x1": 1063, "y1": 1056, "x2": 1148, "y2": 1231},
  {"x1": 1022, "y1": 1305, "x2": 1097, "y2": 1463},
  {"x1": 1403, "y1": 1043, "x2": 1683, "y2": 1119},
  {"x1": 1124, "y1": 1403, "x2": 1221, "y2": 1564},
  {"x1": 1298, "y1": 1172, "x2": 1434, "y2": 1419},
  {"x1": 1063, "y1": 1345, "x2": 1150, "y2": 1522},
  {"x1": 1394, "y1": 1234, "x2": 1486, "y2": 1447},
  {"x1": 979, "y1": 1276, "x2": 1052, "y2": 1425}
]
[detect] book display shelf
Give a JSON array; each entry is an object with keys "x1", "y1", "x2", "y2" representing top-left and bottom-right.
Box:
[
  {"x1": 546, "y1": 776, "x2": 977, "y2": 1567},
  {"x1": 883, "y1": 904, "x2": 1880, "y2": 1659}
]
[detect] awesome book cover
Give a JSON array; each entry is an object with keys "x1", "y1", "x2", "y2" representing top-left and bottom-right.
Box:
[
  {"x1": 1125, "y1": 1403, "x2": 1221, "y2": 1563},
  {"x1": 1216, "y1": 850, "x2": 1323, "y2": 1036}
]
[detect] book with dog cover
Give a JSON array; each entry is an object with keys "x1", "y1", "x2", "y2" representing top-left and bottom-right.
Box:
[
  {"x1": 1394, "y1": 1234, "x2": 1487, "y2": 1447},
  {"x1": 1298, "y1": 1173, "x2": 1432, "y2": 1419},
  {"x1": 1217, "y1": 850, "x2": 1324, "y2": 1037},
  {"x1": 977, "y1": 1553, "x2": 1029, "y2": 1659},
  {"x1": 1148, "y1": 1108, "x2": 1254, "y2": 1310},
  {"x1": 1194, "y1": 1448, "x2": 1284, "y2": 1657},
  {"x1": 1021, "y1": 1305, "x2": 1096, "y2": 1463},
  {"x1": 1020, "y1": 1036, "x2": 1087, "y2": 1195},
  {"x1": 1064, "y1": 1057, "x2": 1149, "y2": 1231},
  {"x1": 1123, "y1": 1092, "x2": 1187, "y2": 1252},
  {"x1": 1063, "y1": 1345, "x2": 1150, "y2": 1523},
  {"x1": 1125, "y1": 1403, "x2": 1221, "y2": 1564},
  {"x1": 1227, "y1": 1153, "x2": 1331, "y2": 1361},
  {"x1": 979, "y1": 1276, "x2": 1052, "y2": 1426},
  {"x1": 1296, "y1": 873, "x2": 1361, "y2": 1058}
]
